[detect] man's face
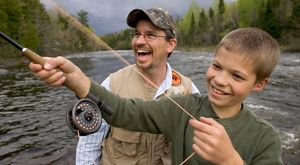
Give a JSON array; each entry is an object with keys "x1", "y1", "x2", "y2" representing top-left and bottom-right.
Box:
[{"x1": 131, "y1": 19, "x2": 175, "y2": 71}]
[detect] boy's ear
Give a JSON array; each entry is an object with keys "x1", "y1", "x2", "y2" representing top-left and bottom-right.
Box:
[{"x1": 252, "y1": 78, "x2": 269, "y2": 92}]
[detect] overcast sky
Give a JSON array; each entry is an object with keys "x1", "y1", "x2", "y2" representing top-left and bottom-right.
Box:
[{"x1": 41, "y1": 0, "x2": 228, "y2": 35}]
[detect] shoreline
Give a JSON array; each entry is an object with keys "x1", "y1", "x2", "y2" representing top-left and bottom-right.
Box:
[{"x1": 0, "y1": 46, "x2": 298, "y2": 68}]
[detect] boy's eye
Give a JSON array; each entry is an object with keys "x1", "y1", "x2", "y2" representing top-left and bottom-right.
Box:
[
  {"x1": 212, "y1": 63, "x2": 221, "y2": 70},
  {"x1": 233, "y1": 74, "x2": 244, "y2": 81}
]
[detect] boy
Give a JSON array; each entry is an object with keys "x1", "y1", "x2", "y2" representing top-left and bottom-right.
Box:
[{"x1": 29, "y1": 27, "x2": 283, "y2": 164}]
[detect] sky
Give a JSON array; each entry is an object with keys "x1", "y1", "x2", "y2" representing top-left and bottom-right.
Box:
[{"x1": 41, "y1": 0, "x2": 229, "y2": 35}]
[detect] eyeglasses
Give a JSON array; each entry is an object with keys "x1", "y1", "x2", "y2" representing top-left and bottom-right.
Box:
[{"x1": 131, "y1": 31, "x2": 168, "y2": 41}]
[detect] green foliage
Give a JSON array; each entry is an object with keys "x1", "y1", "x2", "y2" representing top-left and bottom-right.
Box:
[
  {"x1": 77, "y1": 10, "x2": 90, "y2": 27},
  {"x1": 0, "y1": 0, "x2": 103, "y2": 59},
  {"x1": 0, "y1": 1, "x2": 9, "y2": 33},
  {"x1": 179, "y1": 0, "x2": 201, "y2": 36},
  {"x1": 101, "y1": 29, "x2": 131, "y2": 50},
  {"x1": 237, "y1": 0, "x2": 264, "y2": 27},
  {"x1": 282, "y1": 0, "x2": 300, "y2": 51},
  {"x1": 1, "y1": 0, "x2": 299, "y2": 59},
  {"x1": 256, "y1": 0, "x2": 281, "y2": 39},
  {"x1": 218, "y1": 0, "x2": 225, "y2": 15},
  {"x1": 209, "y1": 7, "x2": 214, "y2": 19}
]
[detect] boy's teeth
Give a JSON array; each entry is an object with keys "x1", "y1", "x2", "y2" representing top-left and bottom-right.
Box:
[{"x1": 213, "y1": 86, "x2": 225, "y2": 94}]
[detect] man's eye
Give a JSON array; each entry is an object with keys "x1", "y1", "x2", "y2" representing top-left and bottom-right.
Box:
[
  {"x1": 133, "y1": 32, "x2": 140, "y2": 36},
  {"x1": 145, "y1": 33, "x2": 156, "y2": 37}
]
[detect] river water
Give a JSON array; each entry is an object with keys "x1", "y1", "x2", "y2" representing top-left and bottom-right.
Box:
[{"x1": 0, "y1": 50, "x2": 299, "y2": 164}]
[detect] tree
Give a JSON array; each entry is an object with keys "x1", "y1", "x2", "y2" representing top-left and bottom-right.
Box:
[
  {"x1": 197, "y1": 9, "x2": 209, "y2": 45},
  {"x1": 77, "y1": 10, "x2": 90, "y2": 27},
  {"x1": 257, "y1": 0, "x2": 281, "y2": 39},
  {"x1": 218, "y1": 0, "x2": 225, "y2": 16},
  {"x1": 209, "y1": 7, "x2": 214, "y2": 20},
  {"x1": 237, "y1": 0, "x2": 264, "y2": 27}
]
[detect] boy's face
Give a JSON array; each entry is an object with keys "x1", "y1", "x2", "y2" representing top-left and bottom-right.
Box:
[{"x1": 205, "y1": 46, "x2": 268, "y2": 116}]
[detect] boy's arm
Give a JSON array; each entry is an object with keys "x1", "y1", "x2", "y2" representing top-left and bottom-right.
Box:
[
  {"x1": 89, "y1": 80, "x2": 185, "y2": 137},
  {"x1": 250, "y1": 129, "x2": 283, "y2": 165}
]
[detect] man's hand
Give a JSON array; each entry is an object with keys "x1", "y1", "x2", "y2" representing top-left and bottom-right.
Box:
[
  {"x1": 189, "y1": 117, "x2": 243, "y2": 165},
  {"x1": 29, "y1": 56, "x2": 90, "y2": 98}
]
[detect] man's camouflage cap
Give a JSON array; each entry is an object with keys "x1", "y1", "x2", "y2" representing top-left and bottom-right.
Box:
[{"x1": 127, "y1": 8, "x2": 176, "y2": 38}]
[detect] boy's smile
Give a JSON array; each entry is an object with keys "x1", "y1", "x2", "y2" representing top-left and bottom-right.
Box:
[{"x1": 206, "y1": 46, "x2": 266, "y2": 118}]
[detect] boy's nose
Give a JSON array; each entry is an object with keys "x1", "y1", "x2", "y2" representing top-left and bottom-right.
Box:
[{"x1": 214, "y1": 72, "x2": 229, "y2": 86}]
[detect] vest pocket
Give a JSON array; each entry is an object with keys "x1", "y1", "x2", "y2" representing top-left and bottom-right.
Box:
[{"x1": 110, "y1": 127, "x2": 141, "y2": 156}]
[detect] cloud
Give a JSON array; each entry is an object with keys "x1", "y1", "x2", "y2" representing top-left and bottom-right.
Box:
[{"x1": 41, "y1": 0, "x2": 213, "y2": 35}]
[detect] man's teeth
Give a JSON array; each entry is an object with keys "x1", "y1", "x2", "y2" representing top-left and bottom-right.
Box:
[
  {"x1": 138, "y1": 50, "x2": 147, "y2": 53},
  {"x1": 137, "y1": 50, "x2": 150, "y2": 56}
]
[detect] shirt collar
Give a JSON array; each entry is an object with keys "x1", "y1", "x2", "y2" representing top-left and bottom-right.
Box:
[{"x1": 153, "y1": 63, "x2": 173, "y2": 99}]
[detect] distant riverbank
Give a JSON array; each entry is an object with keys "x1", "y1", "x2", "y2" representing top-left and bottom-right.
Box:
[{"x1": 0, "y1": 45, "x2": 298, "y2": 69}]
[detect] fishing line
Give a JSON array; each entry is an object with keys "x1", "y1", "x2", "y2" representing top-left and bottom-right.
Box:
[{"x1": 52, "y1": 0, "x2": 198, "y2": 163}]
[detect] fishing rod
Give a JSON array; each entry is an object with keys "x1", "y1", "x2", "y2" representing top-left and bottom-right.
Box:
[
  {"x1": 0, "y1": 31, "x2": 46, "y2": 65},
  {"x1": 0, "y1": 31, "x2": 113, "y2": 136}
]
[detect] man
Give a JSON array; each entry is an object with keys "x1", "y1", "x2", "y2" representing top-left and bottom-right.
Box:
[{"x1": 30, "y1": 8, "x2": 199, "y2": 164}]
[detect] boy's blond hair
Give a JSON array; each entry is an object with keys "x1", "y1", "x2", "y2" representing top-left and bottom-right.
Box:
[{"x1": 216, "y1": 27, "x2": 280, "y2": 82}]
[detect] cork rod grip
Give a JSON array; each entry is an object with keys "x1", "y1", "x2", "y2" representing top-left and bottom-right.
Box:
[
  {"x1": 22, "y1": 48, "x2": 85, "y2": 96},
  {"x1": 22, "y1": 48, "x2": 46, "y2": 65}
]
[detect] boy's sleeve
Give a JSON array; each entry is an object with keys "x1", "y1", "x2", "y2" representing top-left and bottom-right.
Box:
[
  {"x1": 251, "y1": 129, "x2": 283, "y2": 165},
  {"x1": 89, "y1": 80, "x2": 186, "y2": 137}
]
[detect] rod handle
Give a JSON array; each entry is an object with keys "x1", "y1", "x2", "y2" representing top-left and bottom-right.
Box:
[
  {"x1": 21, "y1": 48, "x2": 83, "y2": 96},
  {"x1": 22, "y1": 48, "x2": 46, "y2": 65}
]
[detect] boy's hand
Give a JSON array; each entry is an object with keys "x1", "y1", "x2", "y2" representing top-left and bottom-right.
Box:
[
  {"x1": 29, "y1": 56, "x2": 90, "y2": 98},
  {"x1": 189, "y1": 117, "x2": 243, "y2": 165}
]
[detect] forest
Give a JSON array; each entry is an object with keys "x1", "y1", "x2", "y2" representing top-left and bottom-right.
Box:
[{"x1": 0, "y1": 0, "x2": 299, "y2": 60}]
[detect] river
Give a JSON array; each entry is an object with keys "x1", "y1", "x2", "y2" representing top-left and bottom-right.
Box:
[{"x1": 0, "y1": 50, "x2": 299, "y2": 164}]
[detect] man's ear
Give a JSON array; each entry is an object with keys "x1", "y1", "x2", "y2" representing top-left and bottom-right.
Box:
[
  {"x1": 167, "y1": 38, "x2": 177, "y2": 53},
  {"x1": 252, "y1": 78, "x2": 269, "y2": 92}
]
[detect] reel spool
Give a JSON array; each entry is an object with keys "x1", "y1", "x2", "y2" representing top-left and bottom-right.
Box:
[{"x1": 66, "y1": 93, "x2": 113, "y2": 136}]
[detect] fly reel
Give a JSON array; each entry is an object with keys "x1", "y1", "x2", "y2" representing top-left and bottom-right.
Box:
[{"x1": 67, "y1": 93, "x2": 113, "y2": 136}]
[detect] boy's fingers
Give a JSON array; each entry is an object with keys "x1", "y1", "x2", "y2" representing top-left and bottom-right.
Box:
[
  {"x1": 193, "y1": 129, "x2": 211, "y2": 145},
  {"x1": 189, "y1": 119, "x2": 216, "y2": 135},
  {"x1": 192, "y1": 139, "x2": 210, "y2": 159},
  {"x1": 199, "y1": 117, "x2": 215, "y2": 125},
  {"x1": 200, "y1": 117, "x2": 224, "y2": 130}
]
